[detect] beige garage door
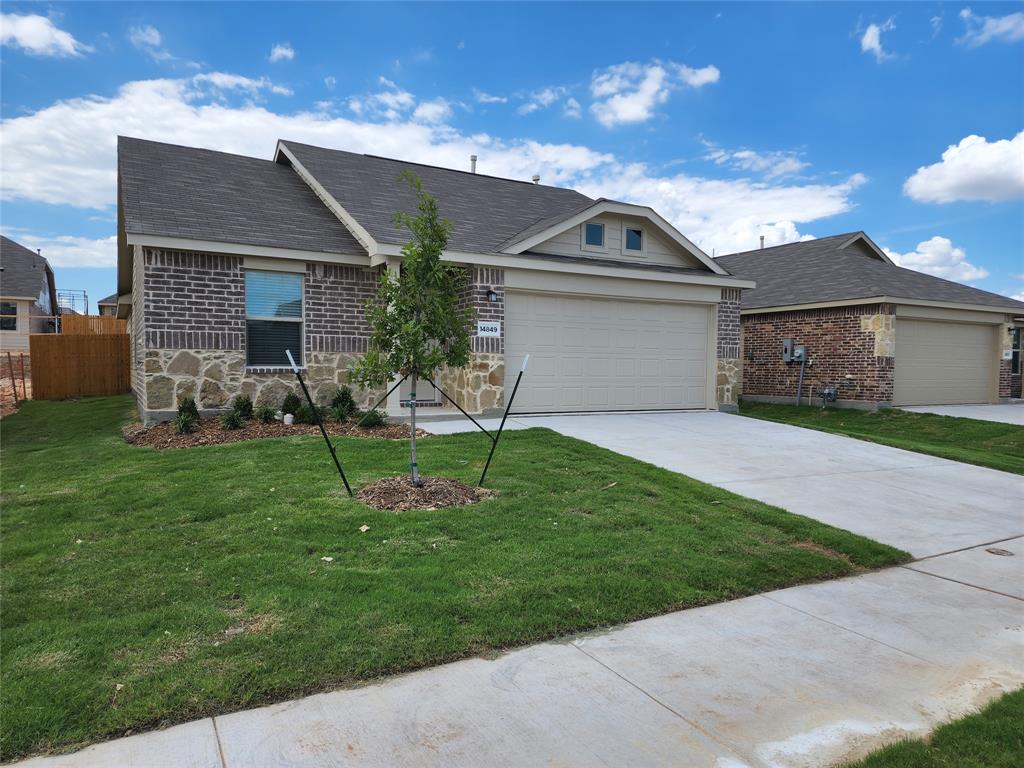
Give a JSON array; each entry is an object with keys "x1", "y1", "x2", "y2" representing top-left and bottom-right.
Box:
[
  {"x1": 504, "y1": 291, "x2": 709, "y2": 413},
  {"x1": 894, "y1": 319, "x2": 994, "y2": 406}
]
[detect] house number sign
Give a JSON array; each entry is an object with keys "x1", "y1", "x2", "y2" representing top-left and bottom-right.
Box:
[{"x1": 477, "y1": 320, "x2": 501, "y2": 337}]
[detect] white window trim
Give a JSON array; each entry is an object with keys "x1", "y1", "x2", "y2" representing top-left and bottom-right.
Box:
[
  {"x1": 622, "y1": 223, "x2": 645, "y2": 255},
  {"x1": 244, "y1": 269, "x2": 305, "y2": 369},
  {"x1": 580, "y1": 221, "x2": 608, "y2": 254}
]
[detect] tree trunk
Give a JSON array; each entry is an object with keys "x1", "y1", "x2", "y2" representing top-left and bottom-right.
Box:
[{"x1": 409, "y1": 372, "x2": 422, "y2": 486}]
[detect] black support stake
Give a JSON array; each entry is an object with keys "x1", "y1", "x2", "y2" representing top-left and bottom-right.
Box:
[
  {"x1": 479, "y1": 355, "x2": 529, "y2": 487},
  {"x1": 354, "y1": 374, "x2": 407, "y2": 428},
  {"x1": 428, "y1": 378, "x2": 494, "y2": 440},
  {"x1": 286, "y1": 350, "x2": 353, "y2": 497}
]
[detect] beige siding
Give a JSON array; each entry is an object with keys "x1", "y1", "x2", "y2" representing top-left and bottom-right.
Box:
[
  {"x1": 531, "y1": 214, "x2": 704, "y2": 268},
  {"x1": 0, "y1": 300, "x2": 32, "y2": 353}
]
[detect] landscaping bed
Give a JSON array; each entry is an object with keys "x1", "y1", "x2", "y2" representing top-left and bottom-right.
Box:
[
  {"x1": 1, "y1": 395, "x2": 908, "y2": 759},
  {"x1": 358, "y1": 475, "x2": 494, "y2": 510},
  {"x1": 123, "y1": 416, "x2": 424, "y2": 448},
  {"x1": 739, "y1": 400, "x2": 1024, "y2": 475}
]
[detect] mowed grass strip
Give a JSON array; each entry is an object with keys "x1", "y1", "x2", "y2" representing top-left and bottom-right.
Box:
[
  {"x1": 844, "y1": 688, "x2": 1024, "y2": 767},
  {"x1": 1, "y1": 396, "x2": 907, "y2": 759},
  {"x1": 739, "y1": 401, "x2": 1024, "y2": 475}
]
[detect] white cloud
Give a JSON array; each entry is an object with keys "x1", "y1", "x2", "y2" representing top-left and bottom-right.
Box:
[
  {"x1": 883, "y1": 236, "x2": 989, "y2": 282},
  {"x1": 193, "y1": 72, "x2": 292, "y2": 97},
  {"x1": 2, "y1": 232, "x2": 116, "y2": 268},
  {"x1": 563, "y1": 97, "x2": 582, "y2": 119},
  {"x1": 128, "y1": 25, "x2": 161, "y2": 48},
  {"x1": 0, "y1": 72, "x2": 868, "y2": 257},
  {"x1": 473, "y1": 89, "x2": 507, "y2": 104},
  {"x1": 128, "y1": 24, "x2": 175, "y2": 62},
  {"x1": 412, "y1": 98, "x2": 452, "y2": 124},
  {"x1": 860, "y1": 18, "x2": 896, "y2": 62},
  {"x1": 324, "y1": 76, "x2": 336, "y2": 90},
  {"x1": 590, "y1": 60, "x2": 719, "y2": 128},
  {"x1": 518, "y1": 86, "x2": 568, "y2": 115},
  {"x1": 1, "y1": 13, "x2": 91, "y2": 57},
  {"x1": 957, "y1": 7, "x2": 1024, "y2": 47},
  {"x1": 904, "y1": 131, "x2": 1024, "y2": 203},
  {"x1": 269, "y1": 43, "x2": 295, "y2": 62},
  {"x1": 705, "y1": 144, "x2": 809, "y2": 179},
  {"x1": 930, "y1": 15, "x2": 943, "y2": 37}
]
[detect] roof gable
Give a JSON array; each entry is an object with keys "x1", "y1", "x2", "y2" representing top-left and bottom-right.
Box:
[
  {"x1": 1, "y1": 236, "x2": 56, "y2": 304},
  {"x1": 501, "y1": 199, "x2": 726, "y2": 275}
]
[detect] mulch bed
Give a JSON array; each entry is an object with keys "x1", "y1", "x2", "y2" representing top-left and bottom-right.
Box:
[
  {"x1": 358, "y1": 475, "x2": 495, "y2": 511},
  {"x1": 123, "y1": 417, "x2": 426, "y2": 449}
]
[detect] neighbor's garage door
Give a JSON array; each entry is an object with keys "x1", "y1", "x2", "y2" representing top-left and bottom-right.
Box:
[
  {"x1": 894, "y1": 319, "x2": 994, "y2": 405},
  {"x1": 505, "y1": 291, "x2": 709, "y2": 413}
]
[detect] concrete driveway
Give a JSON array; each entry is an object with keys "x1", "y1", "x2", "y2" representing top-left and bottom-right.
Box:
[
  {"x1": 899, "y1": 403, "x2": 1024, "y2": 425},
  {"x1": 428, "y1": 410, "x2": 1024, "y2": 558}
]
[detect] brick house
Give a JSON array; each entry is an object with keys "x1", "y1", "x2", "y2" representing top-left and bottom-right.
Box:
[
  {"x1": 716, "y1": 233, "x2": 1024, "y2": 408},
  {"x1": 117, "y1": 137, "x2": 752, "y2": 425}
]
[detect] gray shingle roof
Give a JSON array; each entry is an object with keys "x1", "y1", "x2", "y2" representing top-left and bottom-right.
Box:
[
  {"x1": 97, "y1": 292, "x2": 118, "y2": 305},
  {"x1": 278, "y1": 141, "x2": 594, "y2": 254},
  {"x1": 1, "y1": 235, "x2": 55, "y2": 301},
  {"x1": 118, "y1": 137, "x2": 364, "y2": 255},
  {"x1": 716, "y1": 233, "x2": 1024, "y2": 312}
]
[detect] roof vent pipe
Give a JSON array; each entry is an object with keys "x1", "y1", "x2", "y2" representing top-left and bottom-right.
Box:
[
  {"x1": 759, "y1": 235, "x2": 765, "y2": 250},
  {"x1": 532, "y1": 174, "x2": 540, "y2": 184},
  {"x1": 470, "y1": 155, "x2": 477, "y2": 173}
]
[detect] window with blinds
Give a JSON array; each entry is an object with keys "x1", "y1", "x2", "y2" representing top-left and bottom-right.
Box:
[{"x1": 245, "y1": 270, "x2": 303, "y2": 366}]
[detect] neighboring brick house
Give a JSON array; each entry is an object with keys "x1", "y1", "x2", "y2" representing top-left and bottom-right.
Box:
[
  {"x1": 717, "y1": 233, "x2": 1024, "y2": 409},
  {"x1": 118, "y1": 137, "x2": 752, "y2": 425}
]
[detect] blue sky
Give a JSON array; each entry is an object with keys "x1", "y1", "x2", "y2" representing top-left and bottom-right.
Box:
[{"x1": 2, "y1": 1, "x2": 1022, "y2": 311}]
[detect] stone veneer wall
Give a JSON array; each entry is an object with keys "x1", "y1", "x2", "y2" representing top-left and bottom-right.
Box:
[
  {"x1": 998, "y1": 320, "x2": 1014, "y2": 400},
  {"x1": 435, "y1": 266, "x2": 505, "y2": 414},
  {"x1": 716, "y1": 288, "x2": 742, "y2": 410},
  {"x1": 137, "y1": 247, "x2": 383, "y2": 424},
  {"x1": 740, "y1": 303, "x2": 895, "y2": 406}
]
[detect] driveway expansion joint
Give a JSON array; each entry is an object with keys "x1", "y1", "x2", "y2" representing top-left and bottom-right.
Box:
[{"x1": 900, "y1": 565, "x2": 1024, "y2": 603}]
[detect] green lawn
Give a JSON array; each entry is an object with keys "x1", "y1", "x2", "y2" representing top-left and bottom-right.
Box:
[
  {"x1": 845, "y1": 688, "x2": 1024, "y2": 767},
  {"x1": 739, "y1": 401, "x2": 1024, "y2": 475},
  {"x1": 1, "y1": 396, "x2": 907, "y2": 759}
]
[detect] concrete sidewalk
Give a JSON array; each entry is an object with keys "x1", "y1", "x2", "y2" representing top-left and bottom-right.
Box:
[
  {"x1": 899, "y1": 403, "x2": 1024, "y2": 425},
  {"x1": 16, "y1": 538, "x2": 1023, "y2": 768}
]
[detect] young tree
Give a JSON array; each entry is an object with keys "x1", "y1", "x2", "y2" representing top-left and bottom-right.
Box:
[{"x1": 351, "y1": 172, "x2": 474, "y2": 486}]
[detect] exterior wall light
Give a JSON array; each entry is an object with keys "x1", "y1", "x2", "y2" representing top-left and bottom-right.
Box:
[{"x1": 486, "y1": 288, "x2": 499, "y2": 303}]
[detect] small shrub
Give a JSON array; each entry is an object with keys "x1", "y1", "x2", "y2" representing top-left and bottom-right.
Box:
[
  {"x1": 254, "y1": 405, "x2": 276, "y2": 424},
  {"x1": 232, "y1": 394, "x2": 253, "y2": 420},
  {"x1": 294, "y1": 402, "x2": 323, "y2": 425},
  {"x1": 177, "y1": 397, "x2": 200, "y2": 421},
  {"x1": 281, "y1": 392, "x2": 302, "y2": 416},
  {"x1": 221, "y1": 411, "x2": 245, "y2": 430},
  {"x1": 356, "y1": 408, "x2": 386, "y2": 428},
  {"x1": 174, "y1": 412, "x2": 197, "y2": 435},
  {"x1": 330, "y1": 386, "x2": 356, "y2": 418}
]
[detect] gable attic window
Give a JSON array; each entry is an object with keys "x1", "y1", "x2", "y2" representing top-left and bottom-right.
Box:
[
  {"x1": 584, "y1": 222, "x2": 605, "y2": 248},
  {"x1": 245, "y1": 270, "x2": 303, "y2": 367},
  {"x1": 625, "y1": 227, "x2": 643, "y2": 253}
]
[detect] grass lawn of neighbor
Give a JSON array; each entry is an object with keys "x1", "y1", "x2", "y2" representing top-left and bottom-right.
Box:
[
  {"x1": 1, "y1": 395, "x2": 908, "y2": 759},
  {"x1": 844, "y1": 688, "x2": 1024, "y2": 768},
  {"x1": 739, "y1": 401, "x2": 1024, "y2": 475}
]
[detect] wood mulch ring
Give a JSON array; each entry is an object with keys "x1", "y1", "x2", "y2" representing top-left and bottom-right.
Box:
[
  {"x1": 123, "y1": 417, "x2": 427, "y2": 449},
  {"x1": 358, "y1": 475, "x2": 495, "y2": 511}
]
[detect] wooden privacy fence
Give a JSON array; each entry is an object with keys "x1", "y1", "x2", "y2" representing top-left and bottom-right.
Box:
[
  {"x1": 61, "y1": 314, "x2": 127, "y2": 335},
  {"x1": 29, "y1": 334, "x2": 131, "y2": 400}
]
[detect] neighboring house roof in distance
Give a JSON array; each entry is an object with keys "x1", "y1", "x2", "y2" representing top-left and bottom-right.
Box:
[
  {"x1": 1, "y1": 235, "x2": 56, "y2": 303},
  {"x1": 276, "y1": 140, "x2": 595, "y2": 255},
  {"x1": 97, "y1": 292, "x2": 118, "y2": 306},
  {"x1": 118, "y1": 137, "x2": 365, "y2": 256},
  {"x1": 716, "y1": 232, "x2": 1024, "y2": 312}
]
